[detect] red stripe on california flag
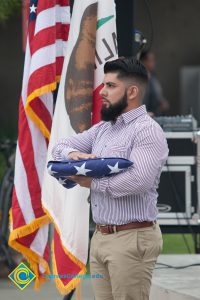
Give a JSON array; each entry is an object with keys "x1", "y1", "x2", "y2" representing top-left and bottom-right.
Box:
[
  {"x1": 12, "y1": 186, "x2": 26, "y2": 229},
  {"x1": 29, "y1": 98, "x2": 52, "y2": 134},
  {"x1": 92, "y1": 84, "x2": 103, "y2": 125},
  {"x1": 30, "y1": 23, "x2": 70, "y2": 56},
  {"x1": 18, "y1": 100, "x2": 45, "y2": 218},
  {"x1": 37, "y1": 0, "x2": 70, "y2": 14},
  {"x1": 54, "y1": 228, "x2": 81, "y2": 285}
]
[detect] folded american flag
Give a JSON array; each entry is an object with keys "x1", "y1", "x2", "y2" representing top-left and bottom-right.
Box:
[{"x1": 47, "y1": 158, "x2": 133, "y2": 189}]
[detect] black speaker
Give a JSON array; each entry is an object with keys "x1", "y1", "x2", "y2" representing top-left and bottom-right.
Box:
[
  {"x1": 157, "y1": 165, "x2": 197, "y2": 220},
  {"x1": 157, "y1": 132, "x2": 198, "y2": 225}
]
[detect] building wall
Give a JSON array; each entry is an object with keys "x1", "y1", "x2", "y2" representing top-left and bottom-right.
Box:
[{"x1": 134, "y1": 0, "x2": 200, "y2": 115}]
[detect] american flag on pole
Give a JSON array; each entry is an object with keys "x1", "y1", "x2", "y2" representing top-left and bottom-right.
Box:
[
  {"x1": 9, "y1": 0, "x2": 70, "y2": 288},
  {"x1": 42, "y1": 0, "x2": 117, "y2": 295}
]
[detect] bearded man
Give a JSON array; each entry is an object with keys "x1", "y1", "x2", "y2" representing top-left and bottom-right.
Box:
[{"x1": 52, "y1": 57, "x2": 169, "y2": 300}]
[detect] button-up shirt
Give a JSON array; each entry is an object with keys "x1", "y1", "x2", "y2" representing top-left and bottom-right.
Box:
[{"x1": 52, "y1": 105, "x2": 169, "y2": 225}]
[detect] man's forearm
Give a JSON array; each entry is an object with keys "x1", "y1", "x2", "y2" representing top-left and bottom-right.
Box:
[{"x1": 91, "y1": 167, "x2": 155, "y2": 198}]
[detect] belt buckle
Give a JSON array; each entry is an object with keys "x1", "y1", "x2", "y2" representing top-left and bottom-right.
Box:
[
  {"x1": 98, "y1": 224, "x2": 117, "y2": 234},
  {"x1": 98, "y1": 224, "x2": 109, "y2": 235}
]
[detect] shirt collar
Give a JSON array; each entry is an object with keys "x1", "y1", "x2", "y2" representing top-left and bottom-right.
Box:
[{"x1": 118, "y1": 105, "x2": 147, "y2": 124}]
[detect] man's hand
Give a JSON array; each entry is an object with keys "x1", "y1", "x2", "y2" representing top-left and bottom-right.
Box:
[
  {"x1": 66, "y1": 175, "x2": 92, "y2": 188},
  {"x1": 68, "y1": 151, "x2": 96, "y2": 161},
  {"x1": 67, "y1": 152, "x2": 95, "y2": 187}
]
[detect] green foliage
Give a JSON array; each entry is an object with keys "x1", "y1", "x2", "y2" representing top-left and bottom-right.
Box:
[
  {"x1": 0, "y1": 0, "x2": 22, "y2": 23},
  {"x1": 162, "y1": 234, "x2": 195, "y2": 254}
]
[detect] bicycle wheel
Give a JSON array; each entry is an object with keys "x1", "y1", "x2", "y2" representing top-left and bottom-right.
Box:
[
  {"x1": 0, "y1": 168, "x2": 14, "y2": 237},
  {"x1": 0, "y1": 168, "x2": 13, "y2": 220},
  {"x1": 0, "y1": 167, "x2": 16, "y2": 272},
  {"x1": 1, "y1": 179, "x2": 13, "y2": 238}
]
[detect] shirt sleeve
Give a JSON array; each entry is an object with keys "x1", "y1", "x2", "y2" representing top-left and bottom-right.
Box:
[
  {"x1": 91, "y1": 124, "x2": 169, "y2": 198},
  {"x1": 51, "y1": 122, "x2": 101, "y2": 160}
]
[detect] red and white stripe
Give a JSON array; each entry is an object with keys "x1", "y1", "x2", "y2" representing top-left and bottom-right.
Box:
[{"x1": 9, "y1": 0, "x2": 70, "y2": 285}]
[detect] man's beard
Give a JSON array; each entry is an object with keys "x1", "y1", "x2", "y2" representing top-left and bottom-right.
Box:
[{"x1": 101, "y1": 93, "x2": 128, "y2": 122}]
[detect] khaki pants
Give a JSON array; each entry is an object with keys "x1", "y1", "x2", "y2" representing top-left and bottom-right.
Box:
[{"x1": 90, "y1": 223, "x2": 163, "y2": 300}]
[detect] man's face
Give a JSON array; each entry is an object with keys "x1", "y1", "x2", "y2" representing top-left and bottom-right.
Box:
[{"x1": 99, "y1": 73, "x2": 128, "y2": 121}]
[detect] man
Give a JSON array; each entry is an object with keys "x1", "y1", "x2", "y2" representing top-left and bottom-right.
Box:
[
  {"x1": 52, "y1": 57, "x2": 169, "y2": 300},
  {"x1": 140, "y1": 50, "x2": 169, "y2": 116}
]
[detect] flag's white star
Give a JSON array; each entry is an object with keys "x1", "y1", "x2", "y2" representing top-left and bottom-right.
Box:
[
  {"x1": 58, "y1": 178, "x2": 67, "y2": 186},
  {"x1": 107, "y1": 162, "x2": 122, "y2": 174},
  {"x1": 48, "y1": 165, "x2": 57, "y2": 175},
  {"x1": 74, "y1": 162, "x2": 91, "y2": 176},
  {"x1": 30, "y1": 4, "x2": 37, "y2": 13}
]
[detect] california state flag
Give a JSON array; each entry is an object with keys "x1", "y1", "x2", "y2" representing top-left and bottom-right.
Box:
[{"x1": 42, "y1": 0, "x2": 117, "y2": 295}]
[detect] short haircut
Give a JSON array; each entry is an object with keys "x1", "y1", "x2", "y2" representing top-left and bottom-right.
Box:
[{"x1": 104, "y1": 57, "x2": 148, "y2": 86}]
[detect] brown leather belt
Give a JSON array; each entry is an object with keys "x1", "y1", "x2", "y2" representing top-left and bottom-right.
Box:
[{"x1": 96, "y1": 221, "x2": 155, "y2": 234}]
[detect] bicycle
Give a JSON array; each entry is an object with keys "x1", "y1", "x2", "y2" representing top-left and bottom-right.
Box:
[{"x1": 0, "y1": 140, "x2": 17, "y2": 273}]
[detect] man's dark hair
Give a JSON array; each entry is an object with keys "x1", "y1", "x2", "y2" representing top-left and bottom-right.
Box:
[{"x1": 104, "y1": 57, "x2": 148, "y2": 86}]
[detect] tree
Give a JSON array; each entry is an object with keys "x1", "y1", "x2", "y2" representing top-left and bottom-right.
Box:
[{"x1": 0, "y1": 0, "x2": 21, "y2": 23}]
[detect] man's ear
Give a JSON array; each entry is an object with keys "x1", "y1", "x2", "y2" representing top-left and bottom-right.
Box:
[{"x1": 127, "y1": 85, "x2": 139, "y2": 100}]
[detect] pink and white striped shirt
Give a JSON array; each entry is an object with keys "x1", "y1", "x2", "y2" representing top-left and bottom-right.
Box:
[{"x1": 52, "y1": 105, "x2": 168, "y2": 225}]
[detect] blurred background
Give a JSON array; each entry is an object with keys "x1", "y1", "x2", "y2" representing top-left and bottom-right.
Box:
[
  {"x1": 1, "y1": 0, "x2": 200, "y2": 138},
  {"x1": 0, "y1": 0, "x2": 200, "y2": 280}
]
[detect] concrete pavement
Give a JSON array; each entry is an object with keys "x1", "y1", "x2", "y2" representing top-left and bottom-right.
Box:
[{"x1": 1, "y1": 255, "x2": 200, "y2": 300}]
